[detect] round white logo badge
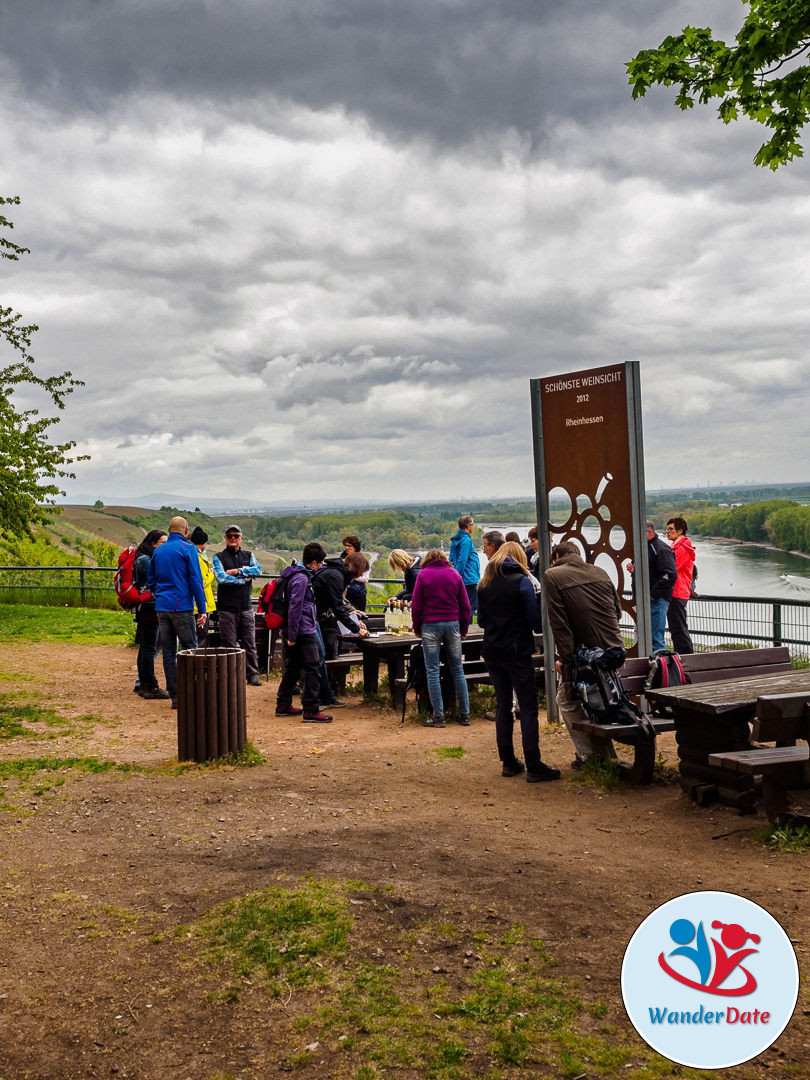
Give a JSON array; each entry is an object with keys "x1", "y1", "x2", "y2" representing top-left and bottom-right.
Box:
[{"x1": 621, "y1": 891, "x2": 799, "y2": 1069}]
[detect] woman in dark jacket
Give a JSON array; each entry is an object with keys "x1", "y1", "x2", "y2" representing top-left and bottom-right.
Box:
[
  {"x1": 477, "y1": 542, "x2": 559, "y2": 783},
  {"x1": 133, "y1": 530, "x2": 167, "y2": 699}
]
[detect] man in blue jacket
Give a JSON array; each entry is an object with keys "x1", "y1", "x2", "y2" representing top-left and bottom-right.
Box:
[
  {"x1": 449, "y1": 514, "x2": 481, "y2": 615},
  {"x1": 147, "y1": 516, "x2": 207, "y2": 708}
]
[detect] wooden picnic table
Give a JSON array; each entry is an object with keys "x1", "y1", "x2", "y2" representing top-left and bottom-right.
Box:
[
  {"x1": 646, "y1": 668, "x2": 810, "y2": 812},
  {"x1": 645, "y1": 668, "x2": 810, "y2": 720},
  {"x1": 357, "y1": 625, "x2": 485, "y2": 704}
]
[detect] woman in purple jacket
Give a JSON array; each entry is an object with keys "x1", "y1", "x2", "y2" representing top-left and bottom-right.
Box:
[{"x1": 411, "y1": 549, "x2": 471, "y2": 728}]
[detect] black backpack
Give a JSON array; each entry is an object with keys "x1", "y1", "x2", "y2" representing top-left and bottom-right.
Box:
[
  {"x1": 399, "y1": 642, "x2": 454, "y2": 724},
  {"x1": 573, "y1": 645, "x2": 657, "y2": 741},
  {"x1": 269, "y1": 566, "x2": 311, "y2": 625}
]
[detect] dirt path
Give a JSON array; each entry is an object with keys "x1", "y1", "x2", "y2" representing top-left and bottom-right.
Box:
[{"x1": 0, "y1": 643, "x2": 807, "y2": 1079}]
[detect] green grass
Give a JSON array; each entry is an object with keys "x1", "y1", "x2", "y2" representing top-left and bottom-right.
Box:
[
  {"x1": 571, "y1": 755, "x2": 623, "y2": 790},
  {"x1": 0, "y1": 604, "x2": 135, "y2": 645},
  {"x1": 0, "y1": 695, "x2": 108, "y2": 740},
  {"x1": 765, "y1": 821, "x2": 810, "y2": 852},
  {"x1": 0, "y1": 742, "x2": 266, "y2": 812},
  {"x1": 431, "y1": 746, "x2": 466, "y2": 760},
  {"x1": 189, "y1": 880, "x2": 716, "y2": 1079},
  {"x1": 189, "y1": 878, "x2": 353, "y2": 996}
]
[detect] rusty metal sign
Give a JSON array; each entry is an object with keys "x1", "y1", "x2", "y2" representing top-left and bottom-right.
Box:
[{"x1": 530, "y1": 362, "x2": 649, "y2": 710}]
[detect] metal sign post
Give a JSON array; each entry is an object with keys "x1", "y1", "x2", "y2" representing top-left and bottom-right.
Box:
[{"x1": 531, "y1": 362, "x2": 650, "y2": 721}]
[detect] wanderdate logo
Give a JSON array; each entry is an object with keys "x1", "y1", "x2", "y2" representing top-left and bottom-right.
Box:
[{"x1": 621, "y1": 892, "x2": 798, "y2": 1069}]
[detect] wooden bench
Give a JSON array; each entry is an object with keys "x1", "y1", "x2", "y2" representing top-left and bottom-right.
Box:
[
  {"x1": 394, "y1": 637, "x2": 544, "y2": 715},
  {"x1": 619, "y1": 647, "x2": 793, "y2": 704},
  {"x1": 644, "y1": 648, "x2": 803, "y2": 811},
  {"x1": 324, "y1": 652, "x2": 364, "y2": 694},
  {"x1": 570, "y1": 648, "x2": 793, "y2": 789},
  {"x1": 569, "y1": 656, "x2": 674, "y2": 785},
  {"x1": 709, "y1": 693, "x2": 810, "y2": 824}
]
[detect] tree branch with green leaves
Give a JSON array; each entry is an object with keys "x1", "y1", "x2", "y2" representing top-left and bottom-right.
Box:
[
  {"x1": 1, "y1": 196, "x2": 87, "y2": 539},
  {"x1": 627, "y1": 2, "x2": 810, "y2": 168}
]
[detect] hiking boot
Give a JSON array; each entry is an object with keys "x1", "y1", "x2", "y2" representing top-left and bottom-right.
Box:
[
  {"x1": 421, "y1": 716, "x2": 445, "y2": 728},
  {"x1": 142, "y1": 687, "x2": 171, "y2": 700},
  {"x1": 570, "y1": 756, "x2": 587, "y2": 772},
  {"x1": 133, "y1": 684, "x2": 143, "y2": 696},
  {"x1": 527, "y1": 762, "x2": 561, "y2": 783},
  {"x1": 247, "y1": 676, "x2": 262, "y2": 687},
  {"x1": 302, "y1": 711, "x2": 333, "y2": 723},
  {"x1": 276, "y1": 704, "x2": 304, "y2": 716},
  {"x1": 501, "y1": 759, "x2": 525, "y2": 777},
  {"x1": 326, "y1": 699, "x2": 347, "y2": 708},
  {"x1": 456, "y1": 714, "x2": 471, "y2": 726}
]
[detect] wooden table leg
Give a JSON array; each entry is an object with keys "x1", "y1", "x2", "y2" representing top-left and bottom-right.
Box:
[{"x1": 363, "y1": 651, "x2": 380, "y2": 695}]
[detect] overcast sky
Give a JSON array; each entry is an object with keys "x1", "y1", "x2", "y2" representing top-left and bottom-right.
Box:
[{"x1": 2, "y1": 0, "x2": 808, "y2": 506}]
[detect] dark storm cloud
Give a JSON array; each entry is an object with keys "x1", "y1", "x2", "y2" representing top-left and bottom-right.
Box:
[{"x1": 0, "y1": 0, "x2": 733, "y2": 147}]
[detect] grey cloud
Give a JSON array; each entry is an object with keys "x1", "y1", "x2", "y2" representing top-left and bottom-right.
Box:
[{"x1": 0, "y1": 0, "x2": 736, "y2": 148}]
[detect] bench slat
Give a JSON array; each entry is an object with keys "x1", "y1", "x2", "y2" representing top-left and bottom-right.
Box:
[
  {"x1": 682, "y1": 647, "x2": 791, "y2": 673},
  {"x1": 709, "y1": 747, "x2": 809, "y2": 774}
]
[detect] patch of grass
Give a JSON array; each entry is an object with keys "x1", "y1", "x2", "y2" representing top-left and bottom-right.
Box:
[
  {"x1": 765, "y1": 821, "x2": 810, "y2": 852},
  {"x1": 191, "y1": 878, "x2": 352, "y2": 997},
  {"x1": 431, "y1": 746, "x2": 466, "y2": 760},
  {"x1": 0, "y1": 741, "x2": 268, "y2": 813},
  {"x1": 571, "y1": 755, "x2": 623, "y2": 790},
  {"x1": 0, "y1": 604, "x2": 135, "y2": 645},
  {"x1": 190, "y1": 879, "x2": 697, "y2": 1078},
  {"x1": 0, "y1": 695, "x2": 109, "y2": 740},
  {"x1": 652, "y1": 752, "x2": 678, "y2": 781},
  {"x1": 0, "y1": 756, "x2": 143, "y2": 782}
]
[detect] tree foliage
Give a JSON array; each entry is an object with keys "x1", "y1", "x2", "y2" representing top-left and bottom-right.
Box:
[
  {"x1": 1, "y1": 196, "x2": 86, "y2": 538},
  {"x1": 628, "y1": 2, "x2": 810, "y2": 168}
]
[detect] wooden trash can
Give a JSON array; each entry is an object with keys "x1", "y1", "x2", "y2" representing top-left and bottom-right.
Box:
[{"x1": 176, "y1": 646, "x2": 246, "y2": 763}]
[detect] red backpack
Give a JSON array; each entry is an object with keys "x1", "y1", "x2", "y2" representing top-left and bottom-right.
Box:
[
  {"x1": 114, "y1": 546, "x2": 151, "y2": 609},
  {"x1": 257, "y1": 579, "x2": 284, "y2": 629}
]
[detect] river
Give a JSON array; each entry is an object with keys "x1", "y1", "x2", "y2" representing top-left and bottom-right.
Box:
[{"x1": 478, "y1": 524, "x2": 810, "y2": 600}]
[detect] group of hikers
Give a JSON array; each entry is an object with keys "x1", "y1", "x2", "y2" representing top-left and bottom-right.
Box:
[{"x1": 126, "y1": 509, "x2": 698, "y2": 782}]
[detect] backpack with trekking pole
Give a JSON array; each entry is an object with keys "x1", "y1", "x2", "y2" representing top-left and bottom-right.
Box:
[{"x1": 573, "y1": 644, "x2": 657, "y2": 742}]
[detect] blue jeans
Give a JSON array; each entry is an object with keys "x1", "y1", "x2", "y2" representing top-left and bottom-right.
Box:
[
  {"x1": 315, "y1": 624, "x2": 335, "y2": 704},
  {"x1": 465, "y1": 584, "x2": 478, "y2": 618},
  {"x1": 650, "y1": 597, "x2": 669, "y2": 655},
  {"x1": 420, "y1": 621, "x2": 470, "y2": 718},
  {"x1": 157, "y1": 610, "x2": 199, "y2": 701}
]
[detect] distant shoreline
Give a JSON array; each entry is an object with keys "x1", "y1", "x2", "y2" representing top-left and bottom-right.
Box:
[{"x1": 699, "y1": 535, "x2": 810, "y2": 563}]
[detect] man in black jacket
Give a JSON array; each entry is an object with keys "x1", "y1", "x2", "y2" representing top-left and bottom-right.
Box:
[
  {"x1": 212, "y1": 525, "x2": 263, "y2": 686},
  {"x1": 626, "y1": 521, "x2": 677, "y2": 655}
]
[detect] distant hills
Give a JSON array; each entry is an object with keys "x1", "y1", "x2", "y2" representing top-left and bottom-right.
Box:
[{"x1": 60, "y1": 482, "x2": 810, "y2": 517}]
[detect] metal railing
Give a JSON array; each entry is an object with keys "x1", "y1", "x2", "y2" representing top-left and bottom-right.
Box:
[
  {"x1": 617, "y1": 592, "x2": 810, "y2": 660},
  {"x1": 2, "y1": 566, "x2": 810, "y2": 659},
  {"x1": 0, "y1": 566, "x2": 402, "y2": 609}
]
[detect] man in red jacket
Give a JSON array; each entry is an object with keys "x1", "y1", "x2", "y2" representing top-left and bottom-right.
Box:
[{"x1": 665, "y1": 516, "x2": 696, "y2": 654}]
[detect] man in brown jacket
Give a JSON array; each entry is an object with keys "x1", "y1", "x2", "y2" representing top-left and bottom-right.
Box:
[{"x1": 543, "y1": 541, "x2": 624, "y2": 768}]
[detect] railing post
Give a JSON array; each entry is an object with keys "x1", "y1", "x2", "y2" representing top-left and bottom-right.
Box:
[
  {"x1": 80, "y1": 567, "x2": 86, "y2": 605},
  {"x1": 773, "y1": 602, "x2": 782, "y2": 648}
]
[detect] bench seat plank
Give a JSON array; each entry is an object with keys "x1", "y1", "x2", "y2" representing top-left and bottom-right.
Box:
[{"x1": 709, "y1": 746, "x2": 809, "y2": 774}]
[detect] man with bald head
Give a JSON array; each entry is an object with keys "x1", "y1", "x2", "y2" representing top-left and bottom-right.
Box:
[{"x1": 147, "y1": 516, "x2": 207, "y2": 709}]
